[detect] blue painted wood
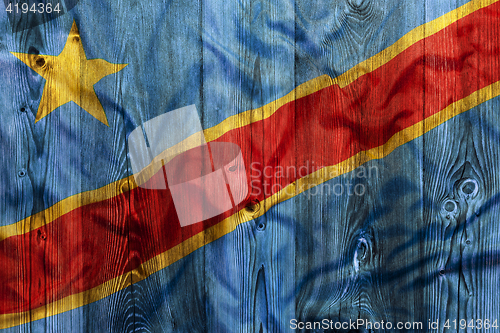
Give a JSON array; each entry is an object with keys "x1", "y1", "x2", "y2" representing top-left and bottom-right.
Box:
[{"x1": 3, "y1": 0, "x2": 499, "y2": 332}]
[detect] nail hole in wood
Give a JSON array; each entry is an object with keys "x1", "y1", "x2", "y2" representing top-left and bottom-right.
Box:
[
  {"x1": 35, "y1": 57, "x2": 45, "y2": 67},
  {"x1": 37, "y1": 229, "x2": 47, "y2": 240}
]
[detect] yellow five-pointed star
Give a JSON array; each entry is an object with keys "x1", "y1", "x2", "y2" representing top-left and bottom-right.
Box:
[{"x1": 11, "y1": 21, "x2": 127, "y2": 126}]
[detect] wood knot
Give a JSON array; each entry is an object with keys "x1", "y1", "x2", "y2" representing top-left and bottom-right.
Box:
[
  {"x1": 440, "y1": 199, "x2": 459, "y2": 220},
  {"x1": 256, "y1": 220, "x2": 266, "y2": 231},
  {"x1": 120, "y1": 181, "x2": 130, "y2": 193},
  {"x1": 354, "y1": 237, "x2": 370, "y2": 271},
  {"x1": 443, "y1": 199, "x2": 457, "y2": 213},
  {"x1": 348, "y1": 0, "x2": 363, "y2": 7},
  {"x1": 347, "y1": 0, "x2": 370, "y2": 12},
  {"x1": 35, "y1": 56, "x2": 46, "y2": 68},
  {"x1": 458, "y1": 178, "x2": 478, "y2": 199},
  {"x1": 245, "y1": 199, "x2": 260, "y2": 214},
  {"x1": 37, "y1": 229, "x2": 47, "y2": 240}
]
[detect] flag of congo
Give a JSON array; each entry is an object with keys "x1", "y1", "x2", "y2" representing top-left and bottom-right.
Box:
[{"x1": 1, "y1": 0, "x2": 500, "y2": 329}]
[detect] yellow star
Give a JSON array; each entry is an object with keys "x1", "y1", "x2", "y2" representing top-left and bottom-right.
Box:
[{"x1": 11, "y1": 21, "x2": 127, "y2": 126}]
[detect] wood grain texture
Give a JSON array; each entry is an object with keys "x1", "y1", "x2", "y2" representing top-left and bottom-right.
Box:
[{"x1": 2, "y1": 0, "x2": 500, "y2": 332}]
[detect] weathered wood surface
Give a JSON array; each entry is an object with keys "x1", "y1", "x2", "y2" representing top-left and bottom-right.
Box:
[{"x1": 2, "y1": 0, "x2": 499, "y2": 332}]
